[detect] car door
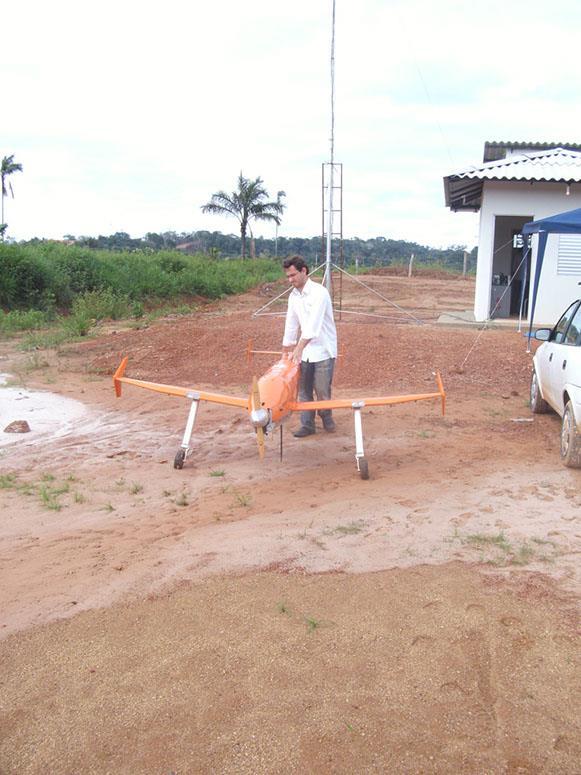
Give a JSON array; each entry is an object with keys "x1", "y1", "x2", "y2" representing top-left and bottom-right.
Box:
[
  {"x1": 550, "y1": 302, "x2": 581, "y2": 414},
  {"x1": 544, "y1": 301, "x2": 580, "y2": 412}
]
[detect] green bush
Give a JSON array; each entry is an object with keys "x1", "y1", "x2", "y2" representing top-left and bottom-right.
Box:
[
  {"x1": 1, "y1": 242, "x2": 282, "y2": 314},
  {"x1": 0, "y1": 245, "x2": 54, "y2": 309},
  {"x1": 75, "y1": 289, "x2": 132, "y2": 321},
  {"x1": 61, "y1": 303, "x2": 93, "y2": 338},
  {"x1": 61, "y1": 289, "x2": 136, "y2": 337},
  {"x1": 0, "y1": 308, "x2": 51, "y2": 334},
  {"x1": 50, "y1": 248, "x2": 104, "y2": 306}
]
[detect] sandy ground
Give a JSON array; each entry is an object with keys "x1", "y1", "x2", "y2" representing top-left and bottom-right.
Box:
[{"x1": 0, "y1": 272, "x2": 579, "y2": 774}]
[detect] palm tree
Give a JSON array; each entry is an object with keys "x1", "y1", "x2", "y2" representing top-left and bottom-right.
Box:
[
  {"x1": 202, "y1": 173, "x2": 285, "y2": 258},
  {"x1": 1, "y1": 154, "x2": 23, "y2": 240},
  {"x1": 274, "y1": 190, "x2": 286, "y2": 257}
]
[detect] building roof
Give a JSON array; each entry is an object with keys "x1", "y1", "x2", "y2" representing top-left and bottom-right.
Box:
[
  {"x1": 443, "y1": 147, "x2": 581, "y2": 212},
  {"x1": 483, "y1": 141, "x2": 581, "y2": 163}
]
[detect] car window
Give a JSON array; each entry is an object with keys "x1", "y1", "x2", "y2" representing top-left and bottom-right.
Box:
[
  {"x1": 567, "y1": 304, "x2": 581, "y2": 345},
  {"x1": 551, "y1": 301, "x2": 579, "y2": 344}
]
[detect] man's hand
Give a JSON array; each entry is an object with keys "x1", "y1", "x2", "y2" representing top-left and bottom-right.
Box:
[
  {"x1": 283, "y1": 337, "x2": 311, "y2": 364},
  {"x1": 291, "y1": 339, "x2": 309, "y2": 364}
]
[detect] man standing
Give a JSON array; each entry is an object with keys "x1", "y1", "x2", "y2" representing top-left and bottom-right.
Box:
[{"x1": 282, "y1": 255, "x2": 337, "y2": 437}]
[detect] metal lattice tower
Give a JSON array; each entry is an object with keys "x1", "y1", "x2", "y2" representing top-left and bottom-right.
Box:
[{"x1": 321, "y1": 162, "x2": 344, "y2": 305}]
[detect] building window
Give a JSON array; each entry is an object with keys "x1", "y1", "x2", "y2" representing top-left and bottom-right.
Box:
[{"x1": 558, "y1": 234, "x2": 581, "y2": 275}]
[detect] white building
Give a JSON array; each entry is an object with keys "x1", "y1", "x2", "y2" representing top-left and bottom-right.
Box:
[{"x1": 444, "y1": 142, "x2": 581, "y2": 324}]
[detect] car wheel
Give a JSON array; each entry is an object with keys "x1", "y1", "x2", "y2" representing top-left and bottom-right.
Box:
[
  {"x1": 560, "y1": 401, "x2": 581, "y2": 468},
  {"x1": 530, "y1": 370, "x2": 549, "y2": 414}
]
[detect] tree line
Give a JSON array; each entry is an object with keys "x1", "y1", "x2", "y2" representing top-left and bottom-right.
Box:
[
  {"x1": 3, "y1": 161, "x2": 475, "y2": 272},
  {"x1": 52, "y1": 231, "x2": 475, "y2": 272}
]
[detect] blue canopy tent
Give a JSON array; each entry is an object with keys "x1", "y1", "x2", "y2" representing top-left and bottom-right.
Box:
[{"x1": 522, "y1": 207, "x2": 581, "y2": 340}]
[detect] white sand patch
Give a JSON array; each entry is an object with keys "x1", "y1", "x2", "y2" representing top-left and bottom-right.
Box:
[{"x1": 0, "y1": 384, "x2": 90, "y2": 447}]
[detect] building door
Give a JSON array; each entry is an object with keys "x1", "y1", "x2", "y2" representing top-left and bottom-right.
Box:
[
  {"x1": 510, "y1": 229, "x2": 531, "y2": 316},
  {"x1": 489, "y1": 215, "x2": 532, "y2": 318}
]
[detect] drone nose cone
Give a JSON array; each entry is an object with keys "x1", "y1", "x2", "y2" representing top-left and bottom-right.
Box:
[{"x1": 250, "y1": 408, "x2": 269, "y2": 428}]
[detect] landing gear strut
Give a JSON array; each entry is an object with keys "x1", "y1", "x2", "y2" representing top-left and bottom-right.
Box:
[
  {"x1": 352, "y1": 402, "x2": 370, "y2": 480},
  {"x1": 173, "y1": 392, "x2": 200, "y2": 470}
]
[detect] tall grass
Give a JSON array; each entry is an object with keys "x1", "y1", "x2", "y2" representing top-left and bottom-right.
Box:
[
  {"x1": 344, "y1": 259, "x2": 473, "y2": 277},
  {"x1": 0, "y1": 309, "x2": 53, "y2": 334},
  {"x1": 0, "y1": 242, "x2": 282, "y2": 313}
]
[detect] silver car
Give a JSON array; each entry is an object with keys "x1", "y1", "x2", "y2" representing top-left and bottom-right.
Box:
[{"x1": 531, "y1": 299, "x2": 581, "y2": 468}]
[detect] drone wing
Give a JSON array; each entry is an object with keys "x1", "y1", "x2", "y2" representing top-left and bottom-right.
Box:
[
  {"x1": 113, "y1": 357, "x2": 248, "y2": 408},
  {"x1": 290, "y1": 372, "x2": 446, "y2": 414}
]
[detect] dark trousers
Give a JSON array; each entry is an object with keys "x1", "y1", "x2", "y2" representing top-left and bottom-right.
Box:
[{"x1": 299, "y1": 358, "x2": 335, "y2": 429}]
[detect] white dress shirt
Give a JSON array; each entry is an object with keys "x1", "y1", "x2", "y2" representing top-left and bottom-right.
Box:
[{"x1": 283, "y1": 278, "x2": 337, "y2": 362}]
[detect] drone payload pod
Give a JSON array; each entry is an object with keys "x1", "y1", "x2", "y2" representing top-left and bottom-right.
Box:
[{"x1": 113, "y1": 350, "x2": 446, "y2": 480}]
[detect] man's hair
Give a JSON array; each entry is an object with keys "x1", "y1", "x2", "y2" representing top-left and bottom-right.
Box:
[{"x1": 283, "y1": 255, "x2": 309, "y2": 274}]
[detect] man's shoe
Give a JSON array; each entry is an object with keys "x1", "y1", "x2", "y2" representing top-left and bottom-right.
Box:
[
  {"x1": 293, "y1": 426, "x2": 316, "y2": 438},
  {"x1": 322, "y1": 418, "x2": 336, "y2": 433}
]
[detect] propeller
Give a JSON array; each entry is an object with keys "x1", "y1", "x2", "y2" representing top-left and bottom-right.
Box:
[{"x1": 251, "y1": 376, "x2": 266, "y2": 459}]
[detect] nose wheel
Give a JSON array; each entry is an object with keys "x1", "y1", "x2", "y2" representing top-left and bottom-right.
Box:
[{"x1": 174, "y1": 448, "x2": 186, "y2": 469}]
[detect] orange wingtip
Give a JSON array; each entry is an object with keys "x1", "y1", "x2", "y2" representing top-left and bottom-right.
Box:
[
  {"x1": 434, "y1": 370, "x2": 446, "y2": 415},
  {"x1": 113, "y1": 356, "x2": 129, "y2": 397}
]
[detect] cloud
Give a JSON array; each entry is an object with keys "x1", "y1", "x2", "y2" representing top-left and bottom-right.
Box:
[{"x1": 2, "y1": 0, "x2": 580, "y2": 249}]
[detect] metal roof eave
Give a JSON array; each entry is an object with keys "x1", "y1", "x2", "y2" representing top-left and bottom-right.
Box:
[
  {"x1": 444, "y1": 173, "x2": 581, "y2": 212},
  {"x1": 483, "y1": 141, "x2": 581, "y2": 162},
  {"x1": 444, "y1": 176, "x2": 483, "y2": 211}
]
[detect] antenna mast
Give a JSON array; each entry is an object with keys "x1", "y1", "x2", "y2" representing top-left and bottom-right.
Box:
[
  {"x1": 323, "y1": 0, "x2": 341, "y2": 294},
  {"x1": 253, "y1": 0, "x2": 420, "y2": 325}
]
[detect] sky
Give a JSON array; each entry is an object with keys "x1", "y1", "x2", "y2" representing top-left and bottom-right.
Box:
[{"x1": 3, "y1": 0, "x2": 581, "y2": 250}]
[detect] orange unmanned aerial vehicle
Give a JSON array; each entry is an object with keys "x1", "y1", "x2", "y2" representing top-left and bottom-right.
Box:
[{"x1": 113, "y1": 346, "x2": 445, "y2": 479}]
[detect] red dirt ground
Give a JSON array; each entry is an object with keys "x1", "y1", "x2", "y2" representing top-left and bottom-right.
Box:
[{"x1": 0, "y1": 273, "x2": 579, "y2": 774}]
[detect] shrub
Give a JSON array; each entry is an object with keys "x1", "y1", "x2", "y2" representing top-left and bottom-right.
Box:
[
  {"x1": 1, "y1": 242, "x2": 283, "y2": 314},
  {"x1": 0, "y1": 245, "x2": 54, "y2": 308},
  {"x1": 0, "y1": 309, "x2": 51, "y2": 334},
  {"x1": 61, "y1": 289, "x2": 135, "y2": 337},
  {"x1": 50, "y1": 248, "x2": 104, "y2": 306}
]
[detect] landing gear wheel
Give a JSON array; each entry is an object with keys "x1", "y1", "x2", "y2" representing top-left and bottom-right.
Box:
[
  {"x1": 560, "y1": 401, "x2": 581, "y2": 468},
  {"x1": 530, "y1": 370, "x2": 549, "y2": 414},
  {"x1": 358, "y1": 457, "x2": 369, "y2": 480},
  {"x1": 174, "y1": 449, "x2": 186, "y2": 470}
]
